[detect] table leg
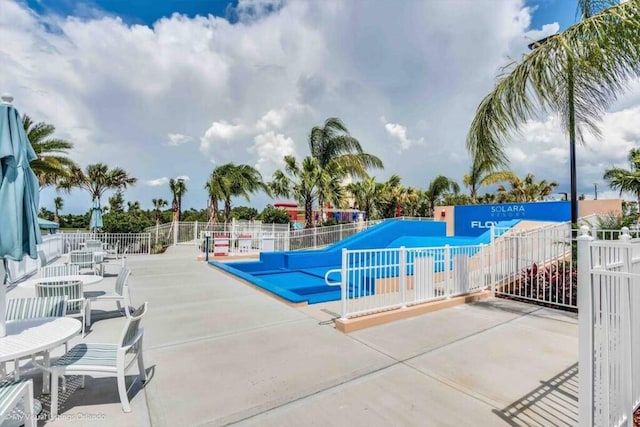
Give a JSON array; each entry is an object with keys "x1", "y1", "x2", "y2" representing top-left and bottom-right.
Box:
[{"x1": 42, "y1": 351, "x2": 50, "y2": 394}]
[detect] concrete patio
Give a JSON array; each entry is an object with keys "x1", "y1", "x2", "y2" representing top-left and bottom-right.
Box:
[{"x1": 8, "y1": 245, "x2": 579, "y2": 426}]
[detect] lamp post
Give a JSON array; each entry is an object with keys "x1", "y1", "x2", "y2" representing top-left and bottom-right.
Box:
[{"x1": 529, "y1": 36, "x2": 578, "y2": 225}]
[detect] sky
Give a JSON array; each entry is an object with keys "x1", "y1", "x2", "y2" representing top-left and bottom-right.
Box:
[{"x1": 3, "y1": 0, "x2": 639, "y2": 215}]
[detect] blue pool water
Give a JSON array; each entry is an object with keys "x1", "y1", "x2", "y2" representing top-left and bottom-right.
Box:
[{"x1": 210, "y1": 219, "x2": 519, "y2": 304}]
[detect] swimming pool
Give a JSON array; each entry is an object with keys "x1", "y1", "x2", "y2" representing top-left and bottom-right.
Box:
[{"x1": 210, "y1": 219, "x2": 518, "y2": 304}]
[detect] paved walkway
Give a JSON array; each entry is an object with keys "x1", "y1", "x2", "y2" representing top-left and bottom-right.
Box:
[{"x1": 9, "y1": 246, "x2": 578, "y2": 426}]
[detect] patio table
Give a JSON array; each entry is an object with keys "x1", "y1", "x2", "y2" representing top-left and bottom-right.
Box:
[
  {"x1": 0, "y1": 317, "x2": 81, "y2": 394},
  {"x1": 16, "y1": 274, "x2": 104, "y2": 289}
]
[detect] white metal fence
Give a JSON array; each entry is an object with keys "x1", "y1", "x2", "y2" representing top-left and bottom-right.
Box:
[
  {"x1": 5, "y1": 231, "x2": 151, "y2": 284},
  {"x1": 578, "y1": 226, "x2": 640, "y2": 427},
  {"x1": 492, "y1": 221, "x2": 576, "y2": 309},
  {"x1": 334, "y1": 244, "x2": 490, "y2": 318},
  {"x1": 61, "y1": 232, "x2": 152, "y2": 255}
]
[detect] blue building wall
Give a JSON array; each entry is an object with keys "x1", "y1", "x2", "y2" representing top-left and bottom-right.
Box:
[{"x1": 454, "y1": 201, "x2": 570, "y2": 236}]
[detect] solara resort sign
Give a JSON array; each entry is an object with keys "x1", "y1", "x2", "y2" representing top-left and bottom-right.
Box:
[{"x1": 454, "y1": 201, "x2": 571, "y2": 236}]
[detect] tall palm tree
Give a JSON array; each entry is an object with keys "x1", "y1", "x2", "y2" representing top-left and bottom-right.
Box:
[
  {"x1": 22, "y1": 115, "x2": 77, "y2": 187},
  {"x1": 604, "y1": 148, "x2": 640, "y2": 208},
  {"x1": 463, "y1": 157, "x2": 517, "y2": 202},
  {"x1": 169, "y1": 178, "x2": 187, "y2": 222},
  {"x1": 152, "y1": 198, "x2": 168, "y2": 226},
  {"x1": 308, "y1": 117, "x2": 384, "y2": 219},
  {"x1": 58, "y1": 163, "x2": 137, "y2": 212},
  {"x1": 373, "y1": 175, "x2": 404, "y2": 218},
  {"x1": 424, "y1": 176, "x2": 460, "y2": 217},
  {"x1": 53, "y1": 196, "x2": 63, "y2": 223},
  {"x1": 467, "y1": 0, "x2": 640, "y2": 224},
  {"x1": 206, "y1": 163, "x2": 268, "y2": 224},
  {"x1": 270, "y1": 156, "x2": 336, "y2": 228}
]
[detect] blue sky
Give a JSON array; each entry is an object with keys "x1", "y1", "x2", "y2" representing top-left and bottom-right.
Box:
[
  {"x1": 27, "y1": 0, "x2": 576, "y2": 30},
  {"x1": 5, "y1": 0, "x2": 639, "y2": 215}
]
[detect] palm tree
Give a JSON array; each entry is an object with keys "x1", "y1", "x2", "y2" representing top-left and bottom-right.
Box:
[
  {"x1": 497, "y1": 174, "x2": 558, "y2": 202},
  {"x1": 169, "y1": 178, "x2": 187, "y2": 222},
  {"x1": 373, "y1": 175, "x2": 404, "y2": 219},
  {"x1": 58, "y1": 163, "x2": 137, "y2": 213},
  {"x1": 424, "y1": 176, "x2": 460, "y2": 217},
  {"x1": 604, "y1": 148, "x2": 640, "y2": 208},
  {"x1": 308, "y1": 117, "x2": 383, "y2": 219},
  {"x1": 467, "y1": 0, "x2": 640, "y2": 224},
  {"x1": 152, "y1": 198, "x2": 168, "y2": 226},
  {"x1": 127, "y1": 201, "x2": 141, "y2": 213},
  {"x1": 206, "y1": 163, "x2": 268, "y2": 224},
  {"x1": 463, "y1": 157, "x2": 517, "y2": 202},
  {"x1": 22, "y1": 115, "x2": 77, "y2": 187},
  {"x1": 53, "y1": 196, "x2": 63, "y2": 223},
  {"x1": 346, "y1": 177, "x2": 378, "y2": 219},
  {"x1": 270, "y1": 156, "x2": 338, "y2": 228}
]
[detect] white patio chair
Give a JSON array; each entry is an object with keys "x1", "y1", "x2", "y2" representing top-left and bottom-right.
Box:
[
  {"x1": 68, "y1": 250, "x2": 97, "y2": 275},
  {"x1": 0, "y1": 379, "x2": 36, "y2": 427},
  {"x1": 84, "y1": 267, "x2": 132, "y2": 318},
  {"x1": 44, "y1": 302, "x2": 148, "y2": 418},
  {"x1": 85, "y1": 240, "x2": 103, "y2": 253},
  {"x1": 105, "y1": 241, "x2": 120, "y2": 260},
  {"x1": 40, "y1": 263, "x2": 80, "y2": 278},
  {"x1": 3, "y1": 297, "x2": 68, "y2": 382},
  {"x1": 35, "y1": 281, "x2": 89, "y2": 335}
]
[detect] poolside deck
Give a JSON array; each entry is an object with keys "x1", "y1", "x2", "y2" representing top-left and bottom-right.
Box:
[{"x1": 9, "y1": 245, "x2": 578, "y2": 426}]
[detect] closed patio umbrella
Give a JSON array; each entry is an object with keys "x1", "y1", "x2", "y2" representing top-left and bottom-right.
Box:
[
  {"x1": 90, "y1": 198, "x2": 103, "y2": 231},
  {"x1": 0, "y1": 94, "x2": 42, "y2": 337}
]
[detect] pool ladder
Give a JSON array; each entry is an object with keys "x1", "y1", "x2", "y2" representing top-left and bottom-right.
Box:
[{"x1": 324, "y1": 268, "x2": 342, "y2": 287}]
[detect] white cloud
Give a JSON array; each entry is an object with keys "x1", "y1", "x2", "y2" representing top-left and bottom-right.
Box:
[
  {"x1": 2, "y1": 0, "x2": 639, "y2": 213},
  {"x1": 145, "y1": 177, "x2": 169, "y2": 186},
  {"x1": 167, "y1": 133, "x2": 193, "y2": 146},
  {"x1": 250, "y1": 131, "x2": 296, "y2": 174},
  {"x1": 384, "y1": 122, "x2": 424, "y2": 151}
]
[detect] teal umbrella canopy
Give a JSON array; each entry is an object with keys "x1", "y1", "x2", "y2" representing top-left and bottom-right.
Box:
[
  {"x1": 90, "y1": 198, "x2": 103, "y2": 231},
  {"x1": 0, "y1": 96, "x2": 42, "y2": 336},
  {"x1": 0, "y1": 99, "x2": 42, "y2": 262}
]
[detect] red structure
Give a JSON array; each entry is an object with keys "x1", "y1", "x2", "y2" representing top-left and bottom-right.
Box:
[{"x1": 274, "y1": 202, "x2": 298, "y2": 221}]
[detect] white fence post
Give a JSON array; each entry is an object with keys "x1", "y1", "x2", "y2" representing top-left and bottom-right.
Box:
[
  {"x1": 173, "y1": 221, "x2": 178, "y2": 246},
  {"x1": 341, "y1": 248, "x2": 348, "y2": 319},
  {"x1": 619, "y1": 227, "x2": 634, "y2": 425},
  {"x1": 194, "y1": 221, "x2": 199, "y2": 244},
  {"x1": 400, "y1": 246, "x2": 407, "y2": 308},
  {"x1": 577, "y1": 225, "x2": 594, "y2": 427},
  {"x1": 444, "y1": 245, "x2": 451, "y2": 298},
  {"x1": 490, "y1": 226, "x2": 496, "y2": 296},
  {"x1": 147, "y1": 234, "x2": 152, "y2": 254}
]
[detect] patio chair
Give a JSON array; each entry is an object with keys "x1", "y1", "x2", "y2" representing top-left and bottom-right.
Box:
[
  {"x1": 3, "y1": 297, "x2": 68, "y2": 381},
  {"x1": 68, "y1": 250, "x2": 97, "y2": 275},
  {"x1": 40, "y1": 263, "x2": 80, "y2": 278},
  {"x1": 105, "y1": 241, "x2": 120, "y2": 260},
  {"x1": 84, "y1": 267, "x2": 132, "y2": 318},
  {"x1": 35, "y1": 281, "x2": 89, "y2": 335},
  {"x1": 44, "y1": 302, "x2": 148, "y2": 418},
  {"x1": 85, "y1": 240, "x2": 103, "y2": 253},
  {"x1": 0, "y1": 379, "x2": 36, "y2": 427}
]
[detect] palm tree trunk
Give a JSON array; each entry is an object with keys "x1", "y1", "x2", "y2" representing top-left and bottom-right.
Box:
[
  {"x1": 224, "y1": 199, "x2": 232, "y2": 224},
  {"x1": 305, "y1": 197, "x2": 313, "y2": 228}
]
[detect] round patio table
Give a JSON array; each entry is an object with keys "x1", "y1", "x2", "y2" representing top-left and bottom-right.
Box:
[
  {"x1": 0, "y1": 317, "x2": 82, "y2": 397},
  {"x1": 16, "y1": 274, "x2": 104, "y2": 289}
]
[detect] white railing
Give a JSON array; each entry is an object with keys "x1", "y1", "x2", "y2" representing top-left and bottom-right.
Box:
[
  {"x1": 492, "y1": 221, "x2": 576, "y2": 309},
  {"x1": 578, "y1": 226, "x2": 640, "y2": 427},
  {"x1": 289, "y1": 221, "x2": 380, "y2": 250},
  {"x1": 60, "y1": 232, "x2": 152, "y2": 255},
  {"x1": 336, "y1": 244, "x2": 490, "y2": 319},
  {"x1": 5, "y1": 234, "x2": 65, "y2": 284}
]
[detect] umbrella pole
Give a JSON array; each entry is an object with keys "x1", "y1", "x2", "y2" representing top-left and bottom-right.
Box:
[{"x1": 0, "y1": 258, "x2": 7, "y2": 337}]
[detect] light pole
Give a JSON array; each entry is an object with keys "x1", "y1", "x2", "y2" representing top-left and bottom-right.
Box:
[{"x1": 529, "y1": 36, "x2": 578, "y2": 225}]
